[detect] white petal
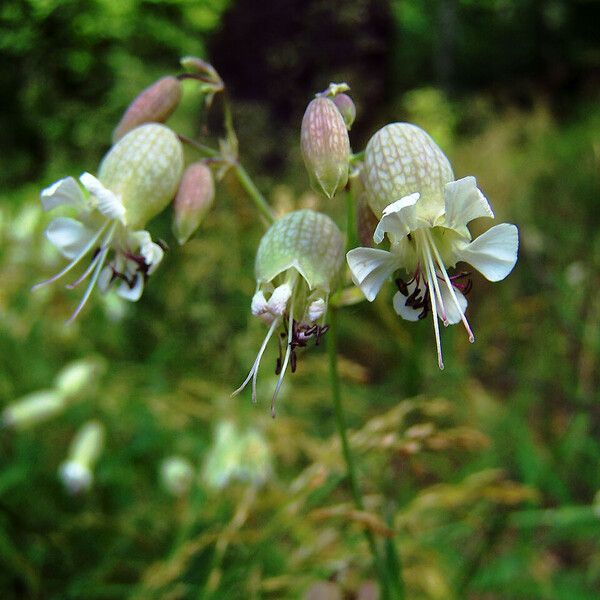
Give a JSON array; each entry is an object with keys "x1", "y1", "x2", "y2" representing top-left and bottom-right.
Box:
[
  {"x1": 437, "y1": 283, "x2": 468, "y2": 325},
  {"x1": 41, "y1": 177, "x2": 85, "y2": 212},
  {"x1": 392, "y1": 290, "x2": 421, "y2": 322},
  {"x1": 251, "y1": 290, "x2": 269, "y2": 316},
  {"x1": 457, "y1": 223, "x2": 519, "y2": 281},
  {"x1": 80, "y1": 172, "x2": 126, "y2": 222},
  {"x1": 373, "y1": 192, "x2": 420, "y2": 244},
  {"x1": 306, "y1": 298, "x2": 326, "y2": 322},
  {"x1": 346, "y1": 247, "x2": 398, "y2": 302},
  {"x1": 97, "y1": 266, "x2": 113, "y2": 293},
  {"x1": 128, "y1": 230, "x2": 164, "y2": 274},
  {"x1": 444, "y1": 177, "x2": 494, "y2": 229},
  {"x1": 267, "y1": 283, "x2": 292, "y2": 316},
  {"x1": 45, "y1": 217, "x2": 96, "y2": 259},
  {"x1": 117, "y1": 273, "x2": 144, "y2": 301}
]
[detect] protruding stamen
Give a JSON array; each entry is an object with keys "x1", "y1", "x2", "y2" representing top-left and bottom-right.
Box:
[
  {"x1": 66, "y1": 222, "x2": 117, "y2": 323},
  {"x1": 271, "y1": 302, "x2": 295, "y2": 417},
  {"x1": 232, "y1": 317, "x2": 280, "y2": 402},
  {"x1": 420, "y1": 231, "x2": 448, "y2": 325},
  {"x1": 31, "y1": 222, "x2": 109, "y2": 291},
  {"x1": 420, "y1": 245, "x2": 444, "y2": 369},
  {"x1": 66, "y1": 248, "x2": 103, "y2": 289},
  {"x1": 426, "y1": 229, "x2": 475, "y2": 343}
]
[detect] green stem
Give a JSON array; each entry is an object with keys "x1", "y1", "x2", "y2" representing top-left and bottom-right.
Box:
[
  {"x1": 327, "y1": 308, "x2": 404, "y2": 599},
  {"x1": 233, "y1": 163, "x2": 275, "y2": 224}
]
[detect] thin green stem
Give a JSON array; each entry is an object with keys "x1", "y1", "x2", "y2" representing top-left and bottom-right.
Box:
[
  {"x1": 327, "y1": 308, "x2": 404, "y2": 599},
  {"x1": 233, "y1": 163, "x2": 275, "y2": 224}
]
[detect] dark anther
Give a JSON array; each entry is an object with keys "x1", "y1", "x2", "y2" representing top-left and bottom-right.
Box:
[
  {"x1": 395, "y1": 278, "x2": 409, "y2": 296},
  {"x1": 406, "y1": 285, "x2": 421, "y2": 307},
  {"x1": 290, "y1": 349, "x2": 297, "y2": 373}
]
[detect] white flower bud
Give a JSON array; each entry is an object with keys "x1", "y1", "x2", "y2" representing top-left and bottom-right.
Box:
[
  {"x1": 59, "y1": 420, "x2": 104, "y2": 495},
  {"x1": 160, "y1": 456, "x2": 195, "y2": 497},
  {"x1": 2, "y1": 390, "x2": 65, "y2": 429}
]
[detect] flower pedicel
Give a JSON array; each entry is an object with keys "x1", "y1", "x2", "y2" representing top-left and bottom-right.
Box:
[{"x1": 347, "y1": 123, "x2": 519, "y2": 368}]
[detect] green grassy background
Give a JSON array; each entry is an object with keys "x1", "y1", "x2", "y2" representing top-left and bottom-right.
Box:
[{"x1": 1, "y1": 1, "x2": 600, "y2": 598}]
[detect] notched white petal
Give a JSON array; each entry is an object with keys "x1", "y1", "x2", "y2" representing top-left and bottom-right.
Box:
[
  {"x1": 267, "y1": 283, "x2": 292, "y2": 317},
  {"x1": 444, "y1": 176, "x2": 494, "y2": 230},
  {"x1": 45, "y1": 217, "x2": 97, "y2": 260},
  {"x1": 438, "y1": 283, "x2": 468, "y2": 325},
  {"x1": 306, "y1": 297, "x2": 326, "y2": 322},
  {"x1": 373, "y1": 192, "x2": 420, "y2": 244},
  {"x1": 457, "y1": 223, "x2": 519, "y2": 282},
  {"x1": 80, "y1": 172, "x2": 126, "y2": 222},
  {"x1": 392, "y1": 290, "x2": 421, "y2": 322},
  {"x1": 117, "y1": 273, "x2": 144, "y2": 301},
  {"x1": 346, "y1": 247, "x2": 398, "y2": 302},
  {"x1": 41, "y1": 177, "x2": 85, "y2": 212}
]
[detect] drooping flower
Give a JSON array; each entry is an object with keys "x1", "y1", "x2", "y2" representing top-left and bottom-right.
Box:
[
  {"x1": 59, "y1": 420, "x2": 105, "y2": 495},
  {"x1": 34, "y1": 123, "x2": 184, "y2": 320},
  {"x1": 347, "y1": 123, "x2": 518, "y2": 369},
  {"x1": 233, "y1": 209, "x2": 344, "y2": 414}
]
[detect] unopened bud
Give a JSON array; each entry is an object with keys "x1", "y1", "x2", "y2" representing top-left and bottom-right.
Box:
[
  {"x1": 113, "y1": 77, "x2": 182, "y2": 142},
  {"x1": 160, "y1": 456, "x2": 195, "y2": 497},
  {"x1": 301, "y1": 97, "x2": 350, "y2": 199},
  {"x1": 59, "y1": 420, "x2": 105, "y2": 494},
  {"x1": 2, "y1": 390, "x2": 65, "y2": 429},
  {"x1": 332, "y1": 93, "x2": 356, "y2": 130},
  {"x1": 172, "y1": 162, "x2": 215, "y2": 245},
  {"x1": 54, "y1": 358, "x2": 105, "y2": 400},
  {"x1": 363, "y1": 122, "x2": 454, "y2": 217},
  {"x1": 255, "y1": 209, "x2": 344, "y2": 293}
]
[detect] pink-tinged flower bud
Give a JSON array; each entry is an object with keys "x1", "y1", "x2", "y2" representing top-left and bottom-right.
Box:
[
  {"x1": 172, "y1": 162, "x2": 215, "y2": 245},
  {"x1": 332, "y1": 93, "x2": 356, "y2": 130},
  {"x1": 301, "y1": 97, "x2": 350, "y2": 199},
  {"x1": 112, "y1": 76, "x2": 182, "y2": 142}
]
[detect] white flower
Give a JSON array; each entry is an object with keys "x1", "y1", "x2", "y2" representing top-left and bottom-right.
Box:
[
  {"x1": 233, "y1": 210, "x2": 344, "y2": 414},
  {"x1": 347, "y1": 125, "x2": 518, "y2": 369},
  {"x1": 33, "y1": 124, "x2": 183, "y2": 320}
]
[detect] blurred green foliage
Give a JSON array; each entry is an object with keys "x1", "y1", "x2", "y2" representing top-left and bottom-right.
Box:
[{"x1": 2, "y1": 1, "x2": 600, "y2": 599}]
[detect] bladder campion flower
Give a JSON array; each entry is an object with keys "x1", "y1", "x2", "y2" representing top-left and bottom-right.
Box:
[
  {"x1": 59, "y1": 420, "x2": 105, "y2": 495},
  {"x1": 233, "y1": 209, "x2": 344, "y2": 415},
  {"x1": 34, "y1": 123, "x2": 184, "y2": 320},
  {"x1": 347, "y1": 123, "x2": 518, "y2": 369}
]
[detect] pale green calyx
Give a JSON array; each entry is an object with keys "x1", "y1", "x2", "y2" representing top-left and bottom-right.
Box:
[
  {"x1": 363, "y1": 122, "x2": 454, "y2": 219},
  {"x1": 99, "y1": 123, "x2": 184, "y2": 230},
  {"x1": 301, "y1": 97, "x2": 351, "y2": 198},
  {"x1": 255, "y1": 209, "x2": 343, "y2": 293},
  {"x1": 235, "y1": 209, "x2": 344, "y2": 415}
]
